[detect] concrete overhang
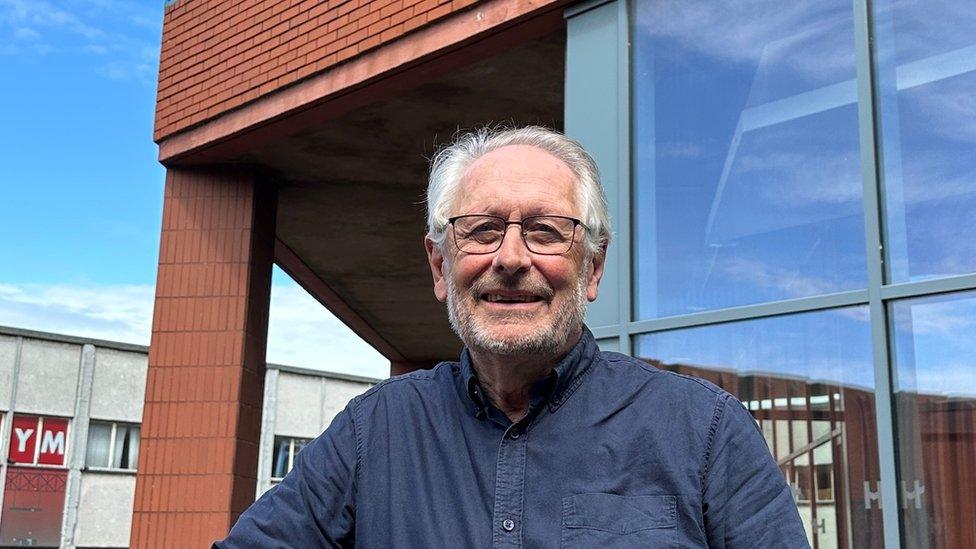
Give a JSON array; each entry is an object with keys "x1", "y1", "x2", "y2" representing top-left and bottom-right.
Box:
[{"x1": 158, "y1": 21, "x2": 566, "y2": 372}]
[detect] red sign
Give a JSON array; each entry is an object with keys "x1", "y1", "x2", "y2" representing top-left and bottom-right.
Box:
[
  {"x1": 37, "y1": 417, "x2": 68, "y2": 466},
  {"x1": 7, "y1": 415, "x2": 68, "y2": 467},
  {"x1": 8, "y1": 416, "x2": 38, "y2": 464}
]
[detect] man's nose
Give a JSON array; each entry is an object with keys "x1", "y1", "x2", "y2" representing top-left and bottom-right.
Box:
[{"x1": 491, "y1": 225, "x2": 532, "y2": 274}]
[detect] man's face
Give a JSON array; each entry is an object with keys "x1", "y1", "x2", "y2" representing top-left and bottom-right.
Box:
[{"x1": 425, "y1": 145, "x2": 606, "y2": 357}]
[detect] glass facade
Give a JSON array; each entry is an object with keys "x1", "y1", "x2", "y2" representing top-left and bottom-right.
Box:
[
  {"x1": 872, "y1": 0, "x2": 976, "y2": 283},
  {"x1": 889, "y1": 292, "x2": 976, "y2": 547},
  {"x1": 633, "y1": 0, "x2": 866, "y2": 319},
  {"x1": 593, "y1": 0, "x2": 976, "y2": 546},
  {"x1": 635, "y1": 308, "x2": 882, "y2": 546}
]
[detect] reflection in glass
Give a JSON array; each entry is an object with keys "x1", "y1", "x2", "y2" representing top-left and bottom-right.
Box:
[
  {"x1": 635, "y1": 308, "x2": 881, "y2": 547},
  {"x1": 632, "y1": 0, "x2": 866, "y2": 318},
  {"x1": 889, "y1": 291, "x2": 976, "y2": 547},
  {"x1": 873, "y1": 0, "x2": 976, "y2": 282}
]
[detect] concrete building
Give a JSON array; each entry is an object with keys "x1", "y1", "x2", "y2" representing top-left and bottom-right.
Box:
[
  {"x1": 141, "y1": 0, "x2": 976, "y2": 546},
  {"x1": 0, "y1": 326, "x2": 375, "y2": 547}
]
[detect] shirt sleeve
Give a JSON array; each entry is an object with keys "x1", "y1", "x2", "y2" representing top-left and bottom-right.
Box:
[
  {"x1": 215, "y1": 405, "x2": 359, "y2": 548},
  {"x1": 702, "y1": 394, "x2": 810, "y2": 549}
]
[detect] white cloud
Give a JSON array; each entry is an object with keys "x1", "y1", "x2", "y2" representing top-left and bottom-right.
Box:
[
  {"x1": 0, "y1": 274, "x2": 389, "y2": 380},
  {"x1": 13, "y1": 26, "x2": 37, "y2": 39},
  {"x1": 0, "y1": 282, "x2": 154, "y2": 344},
  {"x1": 0, "y1": 0, "x2": 160, "y2": 85},
  {"x1": 0, "y1": 0, "x2": 103, "y2": 39},
  {"x1": 266, "y1": 274, "x2": 389, "y2": 379}
]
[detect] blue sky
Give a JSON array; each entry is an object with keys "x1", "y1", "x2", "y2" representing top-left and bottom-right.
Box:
[{"x1": 0, "y1": 0, "x2": 388, "y2": 378}]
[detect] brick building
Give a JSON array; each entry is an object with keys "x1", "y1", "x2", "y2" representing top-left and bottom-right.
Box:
[{"x1": 145, "y1": 0, "x2": 976, "y2": 546}]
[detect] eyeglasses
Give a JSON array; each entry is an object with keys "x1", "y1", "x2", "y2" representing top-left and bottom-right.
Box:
[{"x1": 447, "y1": 214, "x2": 587, "y2": 255}]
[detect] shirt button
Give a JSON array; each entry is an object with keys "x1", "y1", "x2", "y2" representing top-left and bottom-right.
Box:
[
  {"x1": 510, "y1": 430, "x2": 521, "y2": 439},
  {"x1": 502, "y1": 519, "x2": 516, "y2": 532}
]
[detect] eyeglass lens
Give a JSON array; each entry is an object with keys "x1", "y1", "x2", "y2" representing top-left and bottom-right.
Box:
[{"x1": 452, "y1": 215, "x2": 577, "y2": 254}]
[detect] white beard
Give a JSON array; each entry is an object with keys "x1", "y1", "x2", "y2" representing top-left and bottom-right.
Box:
[{"x1": 445, "y1": 259, "x2": 589, "y2": 358}]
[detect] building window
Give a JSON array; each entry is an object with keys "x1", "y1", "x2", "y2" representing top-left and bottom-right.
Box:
[
  {"x1": 85, "y1": 421, "x2": 140, "y2": 470},
  {"x1": 271, "y1": 437, "x2": 311, "y2": 480}
]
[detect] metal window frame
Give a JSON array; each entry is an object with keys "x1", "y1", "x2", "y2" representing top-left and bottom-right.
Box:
[{"x1": 567, "y1": 0, "x2": 976, "y2": 546}]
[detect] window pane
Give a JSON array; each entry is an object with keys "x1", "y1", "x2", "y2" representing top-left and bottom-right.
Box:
[
  {"x1": 113, "y1": 424, "x2": 139, "y2": 470},
  {"x1": 272, "y1": 437, "x2": 289, "y2": 479},
  {"x1": 633, "y1": 0, "x2": 866, "y2": 319},
  {"x1": 873, "y1": 0, "x2": 976, "y2": 282},
  {"x1": 635, "y1": 308, "x2": 881, "y2": 547},
  {"x1": 85, "y1": 422, "x2": 112, "y2": 468},
  {"x1": 889, "y1": 291, "x2": 976, "y2": 547},
  {"x1": 127, "y1": 425, "x2": 140, "y2": 470},
  {"x1": 112, "y1": 424, "x2": 126, "y2": 469},
  {"x1": 292, "y1": 438, "x2": 310, "y2": 460}
]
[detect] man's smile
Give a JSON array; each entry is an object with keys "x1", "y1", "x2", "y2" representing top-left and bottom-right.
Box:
[{"x1": 481, "y1": 291, "x2": 544, "y2": 303}]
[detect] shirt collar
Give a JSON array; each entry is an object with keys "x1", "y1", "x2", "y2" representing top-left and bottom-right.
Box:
[{"x1": 458, "y1": 325, "x2": 599, "y2": 419}]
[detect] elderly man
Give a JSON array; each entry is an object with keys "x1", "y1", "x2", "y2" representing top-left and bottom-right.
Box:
[{"x1": 218, "y1": 127, "x2": 808, "y2": 547}]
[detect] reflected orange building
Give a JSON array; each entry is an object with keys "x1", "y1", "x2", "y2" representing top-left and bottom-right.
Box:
[{"x1": 647, "y1": 360, "x2": 976, "y2": 549}]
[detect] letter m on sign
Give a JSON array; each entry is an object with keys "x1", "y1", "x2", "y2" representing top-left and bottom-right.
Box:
[{"x1": 37, "y1": 417, "x2": 69, "y2": 466}]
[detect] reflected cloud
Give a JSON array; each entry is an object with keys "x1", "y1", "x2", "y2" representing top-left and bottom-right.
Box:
[
  {"x1": 909, "y1": 361, "x2": 976, "y2": 397},
  {"x1": 639, "y1": 0, "x2": 854, "y2": 86},
  {"x1": 878, "y1": 0, "x2": 976, "y2": 64},
  {"x1": 737, "y1": 150, "x2": 861, "y2": 206},
  {"x1": 893, "y1": 296, "x2": 976, "y2": 336},
  {"x1": 722, "y1": 257, "x2": 846, "y2": 297}
]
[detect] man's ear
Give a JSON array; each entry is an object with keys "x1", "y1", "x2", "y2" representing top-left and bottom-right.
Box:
[
  {"x1": 585, "y1": 241, "x2": 608, "y2": 302},
  {"x1": 425, "y1": 235, "x2": 448, "y2": 303}
]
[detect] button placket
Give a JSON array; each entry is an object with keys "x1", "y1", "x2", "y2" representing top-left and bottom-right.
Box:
[{"x1": 491, "y1": 428, "x2": 526, "y2": 547}]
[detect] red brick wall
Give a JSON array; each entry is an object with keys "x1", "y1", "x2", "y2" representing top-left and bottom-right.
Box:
[
  {"x1": 155, "y1": 0, "x2": 478, "y2": 141},
  {"x1": 131, "y1": 168, "x2": 276, "y2": 547}
]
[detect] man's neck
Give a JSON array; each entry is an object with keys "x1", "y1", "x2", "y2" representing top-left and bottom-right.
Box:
[
  {"x1": 467, "y1": 330, "x2": 582, "y2": 422},
  {"x1": 468, "y1": 350, "x2": 555, "y2": 422}
]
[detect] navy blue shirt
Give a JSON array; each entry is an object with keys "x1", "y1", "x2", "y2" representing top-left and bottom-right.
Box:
[{"x1": 219, "y1": 328, "x2": 809, "y2": 548}]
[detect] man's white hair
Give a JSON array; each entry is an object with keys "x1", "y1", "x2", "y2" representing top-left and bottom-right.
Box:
[{"x1": 425, "y1": 126, "x2": 611, "y2": 254}]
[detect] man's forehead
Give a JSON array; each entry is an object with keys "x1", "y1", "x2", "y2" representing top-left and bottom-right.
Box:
[{"x1": 464, "y1": 144, "x2": 574, "y2": 181}]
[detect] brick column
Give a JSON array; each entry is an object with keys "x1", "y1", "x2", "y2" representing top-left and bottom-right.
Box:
[{"x1": 131, "y1": 167, "x2": 276, "y2": 547}]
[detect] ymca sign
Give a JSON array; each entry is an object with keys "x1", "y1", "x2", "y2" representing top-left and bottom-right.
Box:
[{"x1": 8, "y1": 415, "x2": 69, "y2": 466}]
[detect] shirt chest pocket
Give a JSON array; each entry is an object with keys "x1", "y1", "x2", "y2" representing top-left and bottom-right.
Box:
[{"x1": 560, "y1": 493, "x2": 676, "y2": 549}]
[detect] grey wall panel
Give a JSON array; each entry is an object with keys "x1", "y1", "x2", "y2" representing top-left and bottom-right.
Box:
[
  {"x1": 15, "y1": 339, "x2": 81, "y2": 417},
  {"x1": 73, "y1": 472, "x2": 136, "y2": 547},
  {"x1": 275, "y1": 372, "x2": 326, "y2": 439},
  {"x1": 321, "y1": 379, "x2": 371, "y2": 431},
  {"x1": 89, "y1": 347, "x2": 148, "y2": 423},
  {"x1": 0, "y1": 335, "x2": 17, "y2": 411}
]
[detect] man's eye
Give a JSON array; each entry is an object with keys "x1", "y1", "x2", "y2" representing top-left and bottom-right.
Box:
[
  {"x1": 526, "y1": 222, "x2": 559, "y2": 235},
  {"x1": 471, "y1": 222, "x2": 501, "y2": 233}
]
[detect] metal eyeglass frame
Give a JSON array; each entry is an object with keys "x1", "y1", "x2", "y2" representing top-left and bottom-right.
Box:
[{"x1": 446, "y1": 214, "x2": 589, "y2": 255}]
